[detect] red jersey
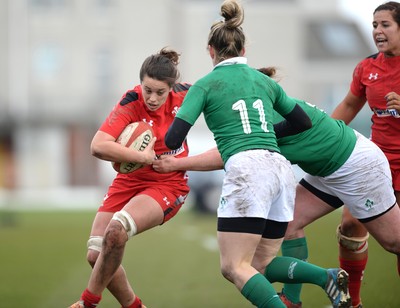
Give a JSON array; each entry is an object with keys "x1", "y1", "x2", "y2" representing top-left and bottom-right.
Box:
[
  {"x1": 99, "y1": 83, "x2": 191, "y2": 186},
  {"x1": 350, "y1": 52, "x2": 400, "y2": 154}
]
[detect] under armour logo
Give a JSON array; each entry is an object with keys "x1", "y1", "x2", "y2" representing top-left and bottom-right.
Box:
[
  {"x1": 143, "y1": 119, "x2": 154, "y2": 126},
  {"x1": 368, "y1": 73, "x2": 378, "y2": 80},
  {"x1": 163, "y1": 196, "x2": 170, "y2": 206},
  {"x1": 172, "y1": 106, "x2": 179, "y2": 115}
]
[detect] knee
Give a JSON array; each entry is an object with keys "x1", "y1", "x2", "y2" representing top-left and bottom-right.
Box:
[
  {"x1": 251, "y1": 259, "x2": 266, "y2": 274},
  {"x1": 284, "y1": 221, "x2": 303, "y2": 240},
  {"x1": 103, "y1": 221, "x2": 128, "y2": 251},
  {"x1": 220, "y1": 262, "x2": 236, "y2": 284},
  {"x1": 340, "y1": 212, "x2": 367, "y2": 236},
  {"x1": 86, "y1": 236, "x2": 103, "y2": 267},
  {"x1": 337, "y1": 224, "x2": 369, "y2": 252},
  {"x1": 101, "y1": 209, "x2": 138, "y2": 251},
  {"x1": 86, "y1": 249, "x2": 99, "y2": 267}
]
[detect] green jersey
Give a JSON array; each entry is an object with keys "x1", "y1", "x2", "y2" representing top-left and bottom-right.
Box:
[
  {"x1": 273, "y1": 99, "x2": 357, "y2": 177},
  {"x1": 176, "y1": 59, "x2": 298, "y2": 164}
]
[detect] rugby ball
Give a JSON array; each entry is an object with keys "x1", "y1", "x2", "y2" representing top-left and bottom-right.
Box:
[{"x1": 112, "y1": 121, "x2": 154, "y2": 173}]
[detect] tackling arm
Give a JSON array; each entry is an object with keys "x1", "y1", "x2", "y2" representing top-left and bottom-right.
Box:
[
  {"x1": 274, "y1": 103, "x2": 312, "y2": 139},
  {"x1": 165, "y1": 117, "x2": 192, "y2": 150},
  {"x1": 153, "y1": 147, "x2": 223, "y2": 173}
]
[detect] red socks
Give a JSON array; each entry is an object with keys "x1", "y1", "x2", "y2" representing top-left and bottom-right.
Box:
[
  {"x1": 80, "y1": 288, "x2": 144, "y2": 308},
  {"x1": 81, "y1": 288, "x2": 101, "y2": 308},
  {"x1": 339, "y1": 257, "x2": 367, "y2": 307},
  {"x1": 123, "y1": 295, "x2": 144, "y2": 308}
]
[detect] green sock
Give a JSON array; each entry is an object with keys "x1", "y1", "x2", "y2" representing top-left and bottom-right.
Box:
[
  {"x1": 241, "y1": 273, "x2": 286, "y2": 308},
  {"x1": 280, "y1": 237, "x2": 309, "y2": 303},
  {"x1": 265, "y1": 255, "x2": 328, "y2": 305}
]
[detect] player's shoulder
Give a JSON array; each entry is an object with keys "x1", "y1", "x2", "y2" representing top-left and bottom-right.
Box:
[
  {"x1": 119, "y1": 85, "x2": 142, "y2": 106},
  {"x1": 170, "y1": 83, "x2": 192, "y2": 103},
  {"x1": 353, "y1": 53, "x2": 380, "y2": 73},
  {"x1": 366, "y1": 52, "x2": 379, "y2": 60},
  {"x1": 172, "y1": 82, "x2": 191, "y2": 93},
  {"x1": 360, "y1": 52, "x2": 380, "y2": 65}
]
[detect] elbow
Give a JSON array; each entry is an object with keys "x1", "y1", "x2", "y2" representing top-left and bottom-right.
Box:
[
  {"x1": 165, "y1": 118, "x2": 191, "y2": 150},
  {"x1": 165, "y1": 138, "x2": 181, "y2": 150},
  {"x1": 90, "y1": 142, "x2": 103, "y2": 159},
  {"x1": 304, "y1": 118, "x2": 312, "y2": 131},
  {"x1": 164, "y1": 130, "x2": 182, "y2": 150},
  {"x1": 298, "y1": 115, "x2": 312, "y2": 133},
  {"x1": 299, "y1": 120, "x2": 312, "y2": 134}
]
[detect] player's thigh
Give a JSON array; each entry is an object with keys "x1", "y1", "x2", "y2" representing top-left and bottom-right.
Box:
[
  {"x1": 252, "y1": 237, "x2": 284, "y2": 273},
  {"x1": 90, "y1": 211, "x2": 115, "y2": 236},
  {"x1": 123, "y1": 194, "x2": 164, "y2": 234},
  {"x1": 285, "y1": 183, "x2": 334, "y2": 238},
  {"x1": 218, "y1": 231, "x2": 261, "y2": 266},
  {"x1": 395, "y1": 190, "x2": 400, "y2": 205},
  {"x1": 340, "y1": 206, "x2": 367, "y2": 237},
  {"x1": 363, "y1": 203, "x2": 400, "y2": 253}
]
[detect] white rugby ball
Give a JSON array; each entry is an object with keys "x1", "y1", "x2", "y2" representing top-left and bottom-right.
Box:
[{"x1": 112, "y1": 121, "x2": 154, "y2": 173}]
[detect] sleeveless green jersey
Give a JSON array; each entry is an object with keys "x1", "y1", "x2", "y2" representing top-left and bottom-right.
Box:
[
  {"x1": 176, "y1": 60, "x2": 299, "y2": 164},
  {"x1": 273, "y1": 99, "x2": 357, "y2": 177}
]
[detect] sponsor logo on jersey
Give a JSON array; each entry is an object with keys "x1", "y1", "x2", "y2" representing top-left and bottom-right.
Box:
[
  {"x1": 159, "y1": 144, "x2": 186, "y2": 157},
  {"x1": 372, "y1": 107, "x2": 400, "y2": 118}
]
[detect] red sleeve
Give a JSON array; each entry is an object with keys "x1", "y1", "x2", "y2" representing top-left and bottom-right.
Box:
[
  {"x1": 350, "y1": 61, "x2": 366, "y2": 98},
  {"x1": 99, "y1": 86, "x2": 144, "y2": 139}
]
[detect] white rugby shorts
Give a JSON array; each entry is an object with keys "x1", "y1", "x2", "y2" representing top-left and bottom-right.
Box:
[
  {"x1": 218, "y1": 149, "x2": 296, "y2": 222},
  {"x1": 303, "y1": 131, "x2": 396, "y2": 219}
]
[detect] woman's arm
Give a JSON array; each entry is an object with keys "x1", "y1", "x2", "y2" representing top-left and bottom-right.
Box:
[
  {"x1": 274, "y1": 103, "x2": 312, "y2": 139},
  {"x1": 152, "y1": 147, "x2": 223, "y2": 173},
  {"x1": 90, "y1": 130, "x2": 156, "y2": 165},
  {"x1": 331, "y1": 90, "x2": 367, "y2": 124},
  {"x1": 165, "y1": 118, "x2": 192, "y2": 150}
]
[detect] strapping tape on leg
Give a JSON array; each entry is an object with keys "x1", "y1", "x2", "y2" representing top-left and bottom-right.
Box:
[
  {"x1": 87, "y1": 236, "x2": 103, "y2": 252},
  {"x1": 336, "y1": 224, "x2": 369, "y2": 253},
  {"x1": 112, "y1": 210, "x2": 138, "y2": 238}
]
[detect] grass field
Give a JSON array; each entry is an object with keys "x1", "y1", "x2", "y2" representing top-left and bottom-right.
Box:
[{"x1": 0, "y1": 207, "x2": 398, "y2": 308}]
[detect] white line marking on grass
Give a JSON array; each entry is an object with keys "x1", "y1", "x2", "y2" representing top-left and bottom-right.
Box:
[
  {"x1": 180, "y1": 226, "x2": 218, "y2": 252},
  {"x1": 201, "y1": 235, "x2": 219, "y2": 251}
]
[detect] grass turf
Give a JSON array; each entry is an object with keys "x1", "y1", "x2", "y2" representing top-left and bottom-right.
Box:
[{"x1": 0, "y1": 208, "x2": 398, "y2": 307}]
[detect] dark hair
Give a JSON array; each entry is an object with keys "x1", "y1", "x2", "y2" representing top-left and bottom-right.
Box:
[
  {"x1": 257, "y1": 66, "x2": 285, "y2": 83},
  {"x1": 207, "y1": 0, "x2": 245, "y2": 63},
  {"x1": 257, "y1": 67, "x2": 277, "y2": 78},
  {"x1": 139, "y1": 47, "x2": 181, "y2": 87},
  {"x1": 374, "y1": 1, "x2": 400, "y2": 26}
]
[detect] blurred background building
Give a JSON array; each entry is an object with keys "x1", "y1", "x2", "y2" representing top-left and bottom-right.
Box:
[{"x1": 0, "y1": 0, "x2": 376, "y2": 210}]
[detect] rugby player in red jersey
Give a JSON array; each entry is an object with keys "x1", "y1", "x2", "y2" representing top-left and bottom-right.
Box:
[{"x1": 70, "y1": 48, "x2": 191, "y2": 308}]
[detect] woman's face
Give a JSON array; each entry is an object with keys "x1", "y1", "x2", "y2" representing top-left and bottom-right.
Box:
[
  {"x1": 141, "y1": 76, "x2": 171, "y2": 111},
  {"x1": 373, "y1": 10, "x2": 400, "y2": 57}
]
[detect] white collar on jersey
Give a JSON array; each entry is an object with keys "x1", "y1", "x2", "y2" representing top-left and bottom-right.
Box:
[{"x1": 215, "y1": 56, "x2": 247, "y2": 67}]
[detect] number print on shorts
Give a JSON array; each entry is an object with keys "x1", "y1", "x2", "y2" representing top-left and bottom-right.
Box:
[{"x1": 232, "y1": 99, "x2": 269, "y2": 134}]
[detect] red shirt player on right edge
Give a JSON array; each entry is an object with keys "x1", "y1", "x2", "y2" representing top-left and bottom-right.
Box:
[{"x1": 331, "y1": 2, "x2": 400, "y2": 308}]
